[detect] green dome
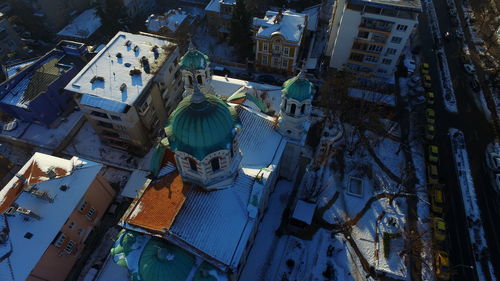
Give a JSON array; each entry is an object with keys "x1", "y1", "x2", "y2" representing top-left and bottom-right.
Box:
[
  {"x1": 111, "y1": 230, "x2": 142, "y2": 267},
  {"x1": 165, "y1": 93, "x2": 238, "y2": 160},
  {"x1": 282, "y1": 73, "x2": 314, "y2": 102},
  {"x1": 180, "y1": 49, "x2": 209, "y2": 70},
  {"x1": 138, "y1": 239, "x2": 195, "y2": 281}
]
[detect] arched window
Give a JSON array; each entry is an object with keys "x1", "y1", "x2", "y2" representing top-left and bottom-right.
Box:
[
  {"x1": 187, "y1": 157, "x2": 197, "y2": 171},
  {"x1": 188, "y1": 75, "x2": 193, "y2": 86},
  {"x1": 290, "y1": 104, "x2": 296, "y2": 115},
  {"x1": 211, "y1": 158, "x2": 220, "y2": 172},
  {"x1": 283, "y1": 99, "x2": 287, "y2": 111},
  {"x1": 300, "y1": 104, "x2": 306, "y2": 114},
  {"x1": 197, "y1": 75, "x2": 203, "y2": 84}
]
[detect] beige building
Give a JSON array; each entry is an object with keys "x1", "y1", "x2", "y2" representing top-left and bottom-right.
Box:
[
  {"x1": 205, "y1": 0, "x2": 236, "y2": 39},
  {"x1": 0, "y1": 12, "x2": 23, "y2": 62},
  {"x1": 65, "y1": 32, "x2": 183, "y2": 155},
  {"x1": 0, "y1": 152, "x2": 116, "y2": 281},
  {"x1": 253, "y1": 10, "x2": 308, "y2": 75}
]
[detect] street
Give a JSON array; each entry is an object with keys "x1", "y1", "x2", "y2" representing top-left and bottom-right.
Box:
[{"x1": 418, "y1": 0, "x2": 499, "y2": 280}]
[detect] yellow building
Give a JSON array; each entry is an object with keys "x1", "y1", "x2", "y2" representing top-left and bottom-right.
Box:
[{"x1": 253, "y1": 10, "x2": 308, "y2": 75}]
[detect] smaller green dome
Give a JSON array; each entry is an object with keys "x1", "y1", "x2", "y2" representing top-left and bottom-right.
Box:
[
  {"x1": 138, "y1": 239, "x2": 195, "y2": 281},
  {"x1": 111, "y1": 230, "x2": 142, "y2": 267},
  {"x1": 282, "y1": 71, "x2": 314, "y2": 102},
  {"x1": 180, "y1": 48, "x2": 209, "y2": 70},
  {"x1": 166, "y1": 91, "x2": 238, "y2": 160}
]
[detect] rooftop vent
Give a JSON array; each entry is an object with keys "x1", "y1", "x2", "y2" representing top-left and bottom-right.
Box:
[
  {"x1": 151, "y1": 46, "x2": 159, "y2": 59},
  {"x1": 129, "y1": 68, "x2": 142, "y2": 76},
  {"x1": 24, "y1": 232, "x2": 33, "y2": 239},
  {"x1": 60, "y1": 185, "x2": 69, "y2": 191},
  {"x1": 125, "y1": 40, "x2": 132, "y2": 47},
  {"x1": 90, "y1": 76, "x2": 105, "y2": 83},
  {"x1": 120, "y1": 83, "x2": 127, "y2": 92},
  {"x1": 16, "y1": 207, "x2": 41, "y2": 220},
  {"x1": 133, "y1": 45, "x2": 140, "y2": 52},
  {"x1": 5, "y1": 206, "x2": 17, "y2": 216},
  {"x1": 116, "y1": 52, "x2": 122, "y2": 58},
  {"x1": 47, "y1": 166, "x2": 57, "y2": 179},
  {"x1": 32, "y1": 190, "x2": 54, "y2": 203}
]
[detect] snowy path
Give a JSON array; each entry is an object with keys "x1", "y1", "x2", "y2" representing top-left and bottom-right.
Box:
[{"x1": 448, "y1": 128, "x2": 497, "y2": 281}]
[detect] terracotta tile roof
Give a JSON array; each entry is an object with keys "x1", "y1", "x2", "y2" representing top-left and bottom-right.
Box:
[{"x1": 125, "y1": 172, "x2": 189, "y2": 233}]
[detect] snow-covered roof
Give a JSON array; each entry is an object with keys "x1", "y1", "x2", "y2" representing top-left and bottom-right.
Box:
[
  {"x1": 121, "y1": 169, "x2": 151, "y2": 199},
  {"x1": 66, "y1": 32, "x2": 176, "y2": 113},
  {"x1": 0, "y1": 153, "x2": 103, "y2": 281},
  {"x1": 57, "y1": 9, "x2": 102, "y2": 39},
  {"x1": 292, "y1": 200, "x2": 316, "y2": 224},
  {"x1": 211, "y1": 75, "x2": 283, "y2": 116},
  {"x1": 205, "y1": 0, "x2": 236, "y2": 13},
  {"x1": 146, "y1": 9, "x2": 188, "y2": 33},
  {"x1": 302, "y1": 5, "x2": 320, "y2": 31},
  {"x1": 253, "y1": 10, "x2": 307, "y2": 43},
  {"x1": 122, "y1": 106, "x2": 287, "y2": 269},
  {"x1": 4, "y1": 58, "x2": 38, "y2": 79}
]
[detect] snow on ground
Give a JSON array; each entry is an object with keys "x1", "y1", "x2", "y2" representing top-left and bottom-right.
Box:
[
  {"x1": 239, "y1": 180, "x2": 293, "y2": 281},
  {"x1": 64, "y1": 121, "x2": 144, "y2": 170},
  {"x1": 192, "y1": 24, "x2": 237, "y2": 63},
  {"x1": 448, "y1": 128, "x2": 497, "y2": 281}
]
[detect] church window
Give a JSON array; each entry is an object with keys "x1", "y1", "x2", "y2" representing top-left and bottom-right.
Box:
[
  {"x1": 283, "y1": 99, "x2": 287, "y2": 110},
  {"x1": 188, "y1": 158, "x2": 197, "y2": 171},
  {"x1": 188, "y1": 75, "x2": 193, "y2": 86},
  {"x1": 211, "y1": 158, "x2": 220, "y2": 172},
  {"x1": 197, "y1": 75, "x2": 203, "y2": 84},
  {"x1": 301, "y1": 104, "x2": 306, "y2": 114},
  {"x1": 290, "y1": 104, "x2": 296, "y2": 115}
]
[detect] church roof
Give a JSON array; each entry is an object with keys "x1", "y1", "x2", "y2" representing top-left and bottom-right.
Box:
[
  {"x1": 179, "y1": 48, "x2": 209, "y2": 70},
  {"x1": 165, "y1": 93, "x2": 238, "y2": 160},
  {"x1": 282, "y1": 71, "x2": 313, "y2": 102}
]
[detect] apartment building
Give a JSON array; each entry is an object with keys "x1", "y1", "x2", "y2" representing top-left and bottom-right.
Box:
[
  {"x1": 0, "y1": 152, "x2": 115, "y2": 281},
  {"x1": 0, "y1": 41, "x2": 89, "y2": 126},
  {"x1": 205, "y1": 0, "x2": 235, "y2": 39},
  {"x1": 66, "y1": 32, "x2": 183, "y2": 155},
  {"x1": 325, "y1": 0, "x2": 421, "y2": 78},
  {"x1": 253, "y1": 10, "x2": 307, "y2": 75},
  {"x1": 0, "y1": 12, "x2": 23, "y2": 62}
]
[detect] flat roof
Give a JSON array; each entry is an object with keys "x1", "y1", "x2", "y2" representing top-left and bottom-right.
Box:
[
  {"x1": 350, "y1": 0, "x2": 422, "y2": 12},
  {"x1": 0, "y1": 153, "x2": 102, "y2": 281},
  {"x1": 57, "y1": 8, "x2": 102, "y2": 39},
  {"x1": 66, "y1": 32, "x2": 176, "y2": 112}
]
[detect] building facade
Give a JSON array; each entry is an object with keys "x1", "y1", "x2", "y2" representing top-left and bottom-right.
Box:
[
  {"x1": 205, "y1": 0, "x2": 236, "y2": 39},
  {"x1": 145, "y1": 9, "x2": 194, "y2": 38},
  {"x1": 0, "y1": 153, "x2": 115, "y2": 281},
  {"x1": 122, "y1": 0, "x2": 155, "y2": 19},
  {"x1": 325, "y1": 0, "x2": 421, "y2": 78},
  {"x1": 0, "y1": 12, "x2": 23, "y2": 62},
  {"x1": 0, "y1": 41, "x2": 89, "y2": 126},
  {"x1": 253, "y1": 10, "x2": 308, "y2": 75},
  {"x1": 66, "y1": 32, "x2": 183, "y2": 155}
]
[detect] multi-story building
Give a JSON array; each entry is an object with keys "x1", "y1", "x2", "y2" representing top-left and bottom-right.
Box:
[
  {"x1": 0, "y1": 152, "x2": 116, "y2": 281},
  {"x1": 205, "y1": 0, "x2": 236, "y2": 39},
  {"x1": 66, "y1": 32, "x2": 183, "y2": 155},
  {"x1": 145, "y1": 9, "x2": 195, "y2": 38},
  {"x1": 0, "y1": 41, "x2": 89, "y2": 126},
  {"x1": 0, "y1": 12, "x2": 23, "y2": 62},
  {"x1": 253, "y1": 10, "x2": 308, "y2": 75},
  {"x1": 325, "y1": 0, "x2": 422, "y2": 78}
]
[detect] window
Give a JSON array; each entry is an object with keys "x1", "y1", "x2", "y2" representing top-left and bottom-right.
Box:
[
  {"x1": 377, "y1": 69, "x2": 387, "y2": 73},
  {"x1": 263, "y1": 42, "x2": 268, "y2": 51},
  {"x1": 391, "y1": 36, "x2": 402, "y2": 44},
  {"x1": 68, "y1": 221, "x2": 76, "y2": 229},
  {"x1": 282, "y1": 59, "x2": 288, "y2": 69},
  {"x1": 273, "y1": 44, "x2": 280, "y2": 52},
  {"x1": 102, "y1": 130, "x2": 119, "y2": 138},
  {"x1": 97, "y1": 121, "x2": 113, "y2": 129},
  {"x1": 396, "y1": 24, "x2": 408, "y2": 31},
  {"x1": 357, "y1": 30, "x2": 369, "y2": 39},
  {"x1": 64, "y1": 240, "x2": 75, "y2": 253},
  {"x1": 262, "y1": 55, "x2": 268, "y2": 65},
  {"x1": 111, "y1": 115, "x2": 121, "y2": 121},
  {"x1": 54, "y1": 233, "x2": 66, "y2": 247},
  {"x1": 300, "y1": 104, "x2": 306, "y2": 114},
  {"x1": 367, "y1": 44, "x2": 383, "y2": 53},
  {"x1": 79, "y1": 200, "x2": 88, "y2": 212},
  {"x1": 283, "y1": 47, "x2": 290, "y2": 56},
  {"x1": 349, "y1": 52, "x2": 364, "y2": 62},
  {"x1": 86, "y1": 207, "x2": 96, "y2": 220},
  {"x1": 386, "y1": 48, "x2": 397, "y2": 55},
  {"x1": 197, "y1": 75, "x2": 202, "y2": 84},
  {"x1": 290, "y1": 104, "x2": 296, "y2": 115},
  {"x1": 188, "y1": 158, "x2": 197, "y2": 171},
  {"x1": 77, "y1": 229, "x2": 85, "y2": 236},
  {"x1": 188, "y1": 75, "x2": 193, "y2": 85},
  {"x1": 371, "y1": 34, "x2": 385, "y2": 43},
  {"x1": 365, "y1": 55, "x2": 378, "y2": 63},
  {"x1": 382, "y1": 58, "x2": 392, "y2": 65},
  {"x1": 272, "y1": 57, "x2": 280, "y2": 66},
  {"x1": 90, "y1": 111, "x2": 108, "y2": 119},
  {"x1": 211, "y1": 158, "x2": 220, "y2": 172}
]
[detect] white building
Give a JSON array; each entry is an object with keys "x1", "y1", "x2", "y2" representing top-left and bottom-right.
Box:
[
  {"x1": 325, "y1": 0, "x2": 422, "y2": 78},
  {"x1": 65, "y1": 32, "x2": 183, "y2": 155}
]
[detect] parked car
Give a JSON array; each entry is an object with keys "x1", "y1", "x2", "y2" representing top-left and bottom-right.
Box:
[
  {"x1": 426, "y1": 108, "x2": 436, "y2": 120},
  {"x1": 431, "y1": 188, "x2": 445, "y2": 214},
  {"x1": 213, "y1": 66, "x2": 231, "y2": 76},
  {"x1": 433, "y1": 217, "x2": 447, "y2": 241},
  {"x1": 404, "y1": 58, "x2": 416, "y2": 74},
  {"x1": 426, "y1": 92, "x2": 435, "y2": 105},
  {"x1": 428, "y1": 145, "x2": 439, "y2": 163},
  {"x1": 257, "y1": 74, "x2": 277, "y2": 85},
  {"x1": 470, "y1": 77, "x2": 480, "y2": 92},
  {"x1": 425, "y1": 124, "x2": 436, "y2": 141},
  {"x1": 427, "y1": 163, "x2": 439, "y2": 184},
  {"x1": 435, "y1": 250, "x2": 451, "y2": 280},
  {"x1": 423, "y1": 74, "x2": 432, "y2": 88},
  {"x1": 463, "y1": 64, "x2": 476, "y2": 74}
]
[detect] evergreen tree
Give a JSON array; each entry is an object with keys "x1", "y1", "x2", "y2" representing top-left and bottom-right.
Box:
[
  {"x1": 229, "y1": 0, "x2": 253, "y2": 59},
  {"x1": 93, "y1": 0, "x2": 128, "y2": 35}
]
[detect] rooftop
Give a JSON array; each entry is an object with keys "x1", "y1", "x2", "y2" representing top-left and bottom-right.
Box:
[
  {"x1": 0, "y1": 153, "x2": 103, "y2": 281},
  {"x1": 146, "y1": 9, "x2": 188, "y2": 33},
  {"x1": 350, "y1": 0, "x2": 422, "y2": 12},
  {"x1": 57, "y1": 8, "x2": 102, "y2": 39},
  {"x1": 205, "y1": 0, "x2": 236, "y2": 13},
  {"x1": 122, "y1": 105, "x2": 287, "y2": 268},
  {"x1": 66, "y1": 32, "x2": 176, "y2": 113},
  {"x1": 253, "y1": 10, "x2": 307, "y2": 43}
]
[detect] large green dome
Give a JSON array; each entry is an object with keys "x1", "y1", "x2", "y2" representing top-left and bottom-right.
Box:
[
  {"x1": 165, "y1": 93, "x2": 238, "y2": 160},
  {"x1": 282, "y1": 72, "x2": 314, "y2": 102},
  {"x1": 179, "y1": 49, "x2": 209, "y2": 70}
]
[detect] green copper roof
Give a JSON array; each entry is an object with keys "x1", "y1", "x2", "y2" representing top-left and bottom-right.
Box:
[
  {"x1": 282, "y1": 73, "x2": 313, "y2": 102},
  {"x1": 180, "y1": 49, "x2": 209, "y2": 70},
  {"x1": 165, "y1": 93, "x2": 238, "y2": 160},
  {"x1": 149, "y1": 144, "x2": 166, "y2": 176},
  {"x1": 111, "y1": 230, "x2": 142, "y2": 267},
  {"x1": 138, "y1": 239, "x2": 195, "y2": 281},
  {"x1": 193, "y1": 262, "x2": 225, "y2": 281}
]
